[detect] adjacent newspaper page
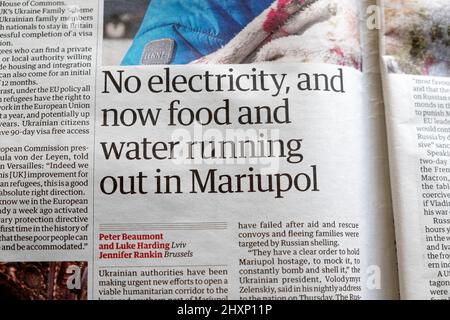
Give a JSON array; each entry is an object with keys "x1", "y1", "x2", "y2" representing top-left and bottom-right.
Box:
[
  {"x1": 380, "y1": 0, "x2": 450, "y2": 300},
  {"x1": 0, "y1": 0, "x2": 398, "y2": 300}
]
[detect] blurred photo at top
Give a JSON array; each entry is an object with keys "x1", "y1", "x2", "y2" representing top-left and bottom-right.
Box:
[
  {"x1": 383, "y1": 0, "x2": 450, "y2": 77},
  {"x1": 103, "y1": 0, "x2": 362, "y2": 69}
]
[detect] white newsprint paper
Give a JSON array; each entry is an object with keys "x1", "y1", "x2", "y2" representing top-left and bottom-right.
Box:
[{"x1": 0, "y1": 0, "x2": 448, "y2": 300}]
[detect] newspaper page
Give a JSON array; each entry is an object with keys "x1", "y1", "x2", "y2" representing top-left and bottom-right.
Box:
[
  {"x1": 0, "y1": 0, "x2": 397, "y2": 300},
  {"x1": 380, "y1": 0, "x2": 450, "y2": 300}
]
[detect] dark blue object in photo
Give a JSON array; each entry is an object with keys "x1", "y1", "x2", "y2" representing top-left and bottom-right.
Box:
[{"x1": 121, "y1": 0, "x2": 273, "y2": 65}]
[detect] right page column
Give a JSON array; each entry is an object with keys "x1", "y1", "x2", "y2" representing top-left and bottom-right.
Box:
[{"x1": 379, "y1": 0, "x2": 450, "y2": 299}]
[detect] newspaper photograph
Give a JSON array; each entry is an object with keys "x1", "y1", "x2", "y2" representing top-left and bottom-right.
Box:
[{"x1": 0, "y1": 0, "x2": 448, "y2": 302}]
